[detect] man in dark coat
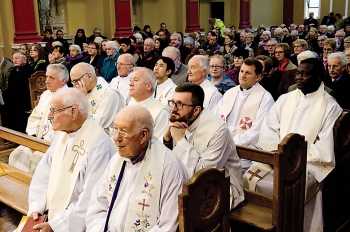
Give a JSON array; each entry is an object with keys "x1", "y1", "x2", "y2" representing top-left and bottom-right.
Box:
[{"x1": 2, "y1": 51, "x2": 34, "y2": 132}]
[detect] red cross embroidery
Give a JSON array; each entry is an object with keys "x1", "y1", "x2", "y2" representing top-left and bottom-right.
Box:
[
  {"x1": 247, "y1": 169, "x2": 262, "y2": 181},
  {"x1": 138, "y1": 199, "x2": 150, "y2": 217},
  {"x1": 239, "y1": 117, "x2": 252, "y2": 130}
]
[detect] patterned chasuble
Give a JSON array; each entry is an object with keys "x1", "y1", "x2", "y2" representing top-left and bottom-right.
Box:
[
  {"x1": 107, "y1": 137, "x2": 165, "y2": 231},
  {"x1": 46, "y1": 117, "x2": 103, "y2": 220},
  {"x1": 87, "y1": 77, "x2": 111, "y2": 113}
]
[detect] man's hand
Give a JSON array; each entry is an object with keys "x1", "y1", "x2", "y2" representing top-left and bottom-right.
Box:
[
  {"x1": 48, "y1": 54, "x2": 55, "y2": 64},
  {"x1": 33, "y1": 222, "x2": 53, "y2": 232},
  {"x1": 169, "y1": 121, "x2": 188, "y2": 142},
  {"x1": 30, "y1": 211, "x2": 40, "y2": 220},
  {"x1": 74, "y1": 79, "x2": 88, "y2": 95}
]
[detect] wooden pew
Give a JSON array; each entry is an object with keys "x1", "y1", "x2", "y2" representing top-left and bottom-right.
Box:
[
  {"x1": 0, "y1": 126, "x2": 50, "y2": 215},
  {"x1": 323, "y1": 110, "x2": 350, "y2": 231},
  {"x1": 178, "y1": 168, "x2": 230, "y2": 232},
  {"x1": 230, "y1": 133, "x2": 307, "y2": 232}
]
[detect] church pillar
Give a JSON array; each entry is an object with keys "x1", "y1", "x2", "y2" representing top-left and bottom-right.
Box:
[
  {"x1": 283, "y1": 0, "x2": 294, "y2": 26},
  {"x1": 239, "y1": 0, "x2": 252, "y2": 29},
  {"x1": 12, "y1": 0, "x2": 41, "y2": 44},
  {"x1": 185, "y1": 0, "x2": 201, "y2": 33},
  {"x1": 114, "y1": 0, "x2": 133, "y2": 38}
]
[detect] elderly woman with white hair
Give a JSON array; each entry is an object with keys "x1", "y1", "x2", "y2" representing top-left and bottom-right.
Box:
[
  {"x1": 258, "y1": 31, "x2": 271, "y2": 50},
  {"x1": 66, "y1": 45, "x2": 84, "y2": 69},
  {"x1": 184, "y1": 36, "x2": 199, "y2": 54}
]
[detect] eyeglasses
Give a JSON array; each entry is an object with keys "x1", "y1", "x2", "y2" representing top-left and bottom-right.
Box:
[
  {"x1": 267, "y1": 44, "x2": 276, "y2": 47},
  {"x1": 168, "y1": 100, "x2": 195, "y2": 110},
  {"x1": 210, "y1": 65, "x2": 224, "y2": 69},
  {"x1": 71, "y1": 73, "x2": 87, "y2": 84},
  {"x1": 295, "y1": 71, "x2": 311, "y2": 77},
  {"x1": 113, "y1": 128, "x2": 144, "y2": 138},
  {"x1": 49, "y1": 106, "x2": 73, "y2": 116},
  {"x1": 317, "y1": 39, "x2": 325, "y2": 42},
  {"x1": 116, "y1": 62, "x2": 133, "y2": 66},
  {"x1": 274, "y1": 51, "x2": 284, "y2": 55}
]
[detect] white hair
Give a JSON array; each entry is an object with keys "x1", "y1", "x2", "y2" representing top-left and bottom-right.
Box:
[
  {"x1": 328, "y1": 52, "x2": 347, "y2": 66},
  {"x1": 69, "y1": 45, "x2": 81, "y2": 54}
]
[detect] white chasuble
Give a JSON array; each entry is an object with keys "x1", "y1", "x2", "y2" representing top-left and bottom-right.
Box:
[
  {"x1": 219, "y1": 83, "x2": 266, "y2": 136},
  {"x1": 47, "y1": 117, "x2": 103, "y2": 220},
  {"x1": 107, "y1": 138, "x2": 165, "y2": 231},
  {"x1": 244, "y1": 83, "x2": 328, "y2": 191},
  {"x1": 199, "y1": 79, "x2": 222, "y2": 112}
]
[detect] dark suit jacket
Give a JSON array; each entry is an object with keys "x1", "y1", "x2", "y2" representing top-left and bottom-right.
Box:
[
  {"x1": 324, "y1": 72, "x2": 350, "y2": 109},
  {"x1": 0, "y1": 58, "x2": 14, "y2": 91},
  {"x1": 304, "y1": 17, "x2": 318, "y2": 28},
  {"x1": 321, "y1": 16, "x2": 336, "y2": 26}
]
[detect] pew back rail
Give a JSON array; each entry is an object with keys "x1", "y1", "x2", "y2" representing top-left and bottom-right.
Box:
[
  {"x1": 0, "y1": 126, "x2": 50, "y2": 215},
  {"x1": 230, "y1": 133, "x2": 307, "y2": 232}
]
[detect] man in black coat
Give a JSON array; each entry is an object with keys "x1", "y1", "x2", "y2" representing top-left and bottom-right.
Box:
[
  {"x1": 321, "y1": 12, "x2": 336, "y2": 26},
  {"x1": 304, "y1": 12, "x2": 318, "y2": 28},
  {"x1": 136, "y1": 38, "x2": 159, "y2": 70},
  {"x1": 2, "y1": 51, "x2": 35, "y2": 133},
  {"x1": 323, "y1": 52, "x2": 350, "y2": 110}
]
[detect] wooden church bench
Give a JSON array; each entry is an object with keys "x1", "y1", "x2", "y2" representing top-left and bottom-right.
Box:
[
  {"x1": 0, "y1": 126, "x2": 50, "y2": 214},
  {"x1": 323, "y1": 110, "x2": 350, "y2": 232},
  {"x1": 230, "y1": 133, "x2": 307, "y2": 232},
  {"x1": 178, "y1": 168, "x2": 230, "y2": 232}
]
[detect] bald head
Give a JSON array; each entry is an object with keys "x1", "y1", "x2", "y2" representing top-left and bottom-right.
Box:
[
  {"x1": 113, "y1": 105, "x2": 154, "y2": 159},
  {"x1": 70, "y1": 62, "x2": 97, "y2": 92},
  {"x1": 115, "y1": 105, "x2": 154, "y2": 137}
]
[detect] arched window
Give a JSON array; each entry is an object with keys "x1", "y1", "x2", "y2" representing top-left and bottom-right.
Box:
[{"x1": 304, "y1": 0, "x2": 321, "y2": 19}]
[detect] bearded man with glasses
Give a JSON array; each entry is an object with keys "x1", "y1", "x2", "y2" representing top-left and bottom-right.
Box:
[{"x1": 163, "y1": 82, "x2": 244, "y2": 210}]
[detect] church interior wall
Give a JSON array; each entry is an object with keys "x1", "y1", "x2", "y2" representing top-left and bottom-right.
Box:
[
  {"x1": 140, "y1": 0, "x2": 189, "y2": 35},
  {"x1": 250, "y1": 0, "x2": 283, "y2": 28},
  {"x1": 0, "y1": 0, "x2": 15, "y2": 59}
]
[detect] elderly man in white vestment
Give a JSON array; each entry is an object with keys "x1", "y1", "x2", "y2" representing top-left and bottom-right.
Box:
[
  {"x1": 127, "y1": 67, "x2": 169, "y2": 139},
  {"x1": 28, "y1": 88, "x2": 117, "y2": 232},
  {"x1": 8, "y1": 64, "x2": 69, "y2": 174},
  {"x1": 70, "y1": 62, "x2": 124, "y2": 134},
  {"x1": 153, "y1": 56, "x2": 177, "y2": 112},
  {"x1": 187, "y1": 55, "x2": 222, "y2": 112},
  {"x1": 215, "y1": 58, "x2": 275, "y2": 172},
  {"x1": 86, "y1": 105, "x2": 187, "y2": 232},
  {"x1": 109, "y1": 53, "x2": 134, "y2": 105},
  {"x1": 163, "y1": 83, "x2": 244, "y2": 209},
  {"x1": 244, "y1": 58, "x2": 342, "y2": 231}
]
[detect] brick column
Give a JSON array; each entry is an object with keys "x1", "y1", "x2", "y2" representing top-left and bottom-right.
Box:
[
  {"x1": 114, "y1": 0, "x2": 133, "y2": 38},
  {"x1": 239, "y1": 0, "x2": 252, "y2": 29},
  {"x1": 12, "y1": 0, "x2": 41, "y2": 43},
  {"x1": 185, "y1": 0, "x2": 201, "y2": 33},
  {"x1": 283, "y1": 0, "x2": 294, "y2": 26}
]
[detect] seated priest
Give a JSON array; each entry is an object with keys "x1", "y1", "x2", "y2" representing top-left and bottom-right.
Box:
[
  {"x1": 28, "y1": 88, "x2": 117, "y2": 231},
  {"x1": 86, "y1": 105, "x2": 188, "y2": 231},
  {"x1": 244, "y1": 58, "x2": 342, "y2": 231}
]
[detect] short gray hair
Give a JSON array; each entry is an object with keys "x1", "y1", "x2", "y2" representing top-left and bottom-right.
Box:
[
  {"x1": 118, "y1": 53, "x2": 135, "y2": 67},
  {"x1": 274, "y1": 28, "x2": 283, "y2": 34},
  {"x1": 162, "y1": 46, "x2": 181, "y2": 59},
  {"x1": 47, "y1": 64, "x2": 69, "y2": 82},
  {"x1": 133, "y1": 67, "x2": 156, "y2": 92},
  {"x1": 171, "y1": 33, "x2": 183, "y2": 43},
  {"x1": 262, "y1": 31, "x2": 271, "y2": 37},
  {"x1": 54, "y1": 88, "x2": 89, "y2": 118},
  {"x1": 69, "y1": 45, "x2": 81, "y2": 54},
  {"x1": 290, "y1": 30, "x2": 298, "y2": 36},
  {"x1": 192, "y1": 55, "x2": 209, "y2": 77},
  {"x1": 297, "y1": 50, "x2": 318, "y2": 61},
  {"x1": 328, "y1": 52, "x2": 347, "y2": 66},
  {"x1": 106, "y1": 41, "x2": 118, "y2": 50}
]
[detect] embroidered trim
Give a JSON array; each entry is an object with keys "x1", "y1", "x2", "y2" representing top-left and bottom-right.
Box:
[{"x1": 132, "y1": 171, "x2": 155, "y2": 231}]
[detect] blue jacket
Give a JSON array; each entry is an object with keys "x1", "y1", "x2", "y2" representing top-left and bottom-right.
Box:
[{"x1": 100, "y1": 52, "x2": 120, "y2": 83}]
